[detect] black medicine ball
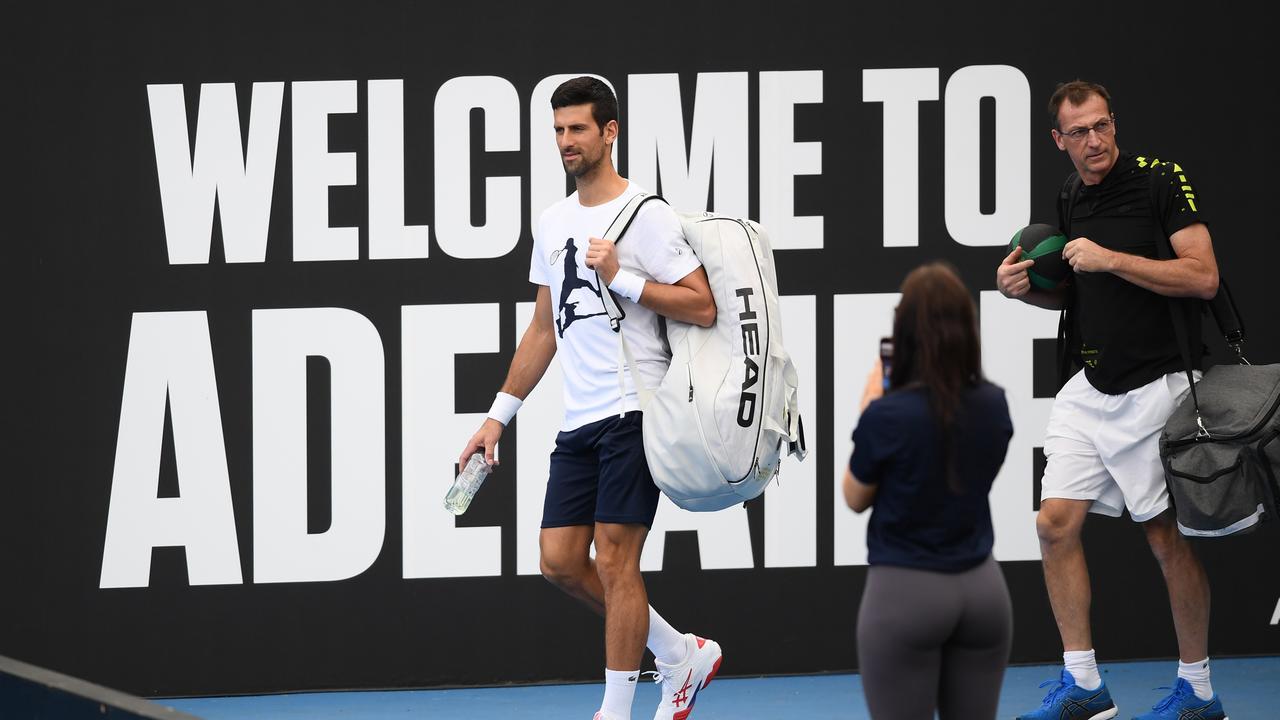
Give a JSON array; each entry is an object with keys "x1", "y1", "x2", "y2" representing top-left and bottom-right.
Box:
[{"x1": 1008, "y1": 223, "x2": 1070, "y2": 289}]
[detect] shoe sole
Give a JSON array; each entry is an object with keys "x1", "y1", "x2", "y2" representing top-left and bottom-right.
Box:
[
  {"x1": 703, "y1": 656, "x2": 722, "y2": 689},
  {"x1": 1014, "y1": 704, "x2": 1117, "y2": 720}
]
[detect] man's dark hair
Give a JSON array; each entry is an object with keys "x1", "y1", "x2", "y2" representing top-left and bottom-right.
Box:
[
  {"x1": 550, "y1": 76, "x2": 619, "y2": 132},
  {"x1": 1048, "y1": 80, "x2": 1113, "y2": 130}
]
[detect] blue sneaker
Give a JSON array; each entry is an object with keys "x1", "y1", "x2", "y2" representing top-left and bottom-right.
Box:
[
  {"x1": 1132, "y1": 678, "x2": 1227, "y2": 720},
  {"x1": 1015, "y1": 669, "x2": 1118, "y2": 720}
]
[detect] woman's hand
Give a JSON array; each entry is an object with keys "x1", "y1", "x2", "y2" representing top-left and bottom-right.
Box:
[{"x1": 860, "y1": 358, "x2": 885, "y2": 413}]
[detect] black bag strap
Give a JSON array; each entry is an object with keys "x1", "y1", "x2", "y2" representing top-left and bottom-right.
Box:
[
  {"x1": 1146, "y1": 161, "x2": 1247, "y2": 360},
  {"x1": 1210, "y1": 277, "x2": 1247, "y2": 360},
  {"x1": 1147, "y1": 162, "x2": 1208, "y2": 435},
  {"x1": 1055, "y1": 173, "x2": 1083, "y2": 388},
  {"x1": 1058, "y1": 172, "x2": 1083, "y2": 237}
]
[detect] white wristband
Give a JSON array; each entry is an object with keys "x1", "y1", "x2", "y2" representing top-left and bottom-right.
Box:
[
  {"x1": 608, "y1": 269, "x2": 646, "y2": 303},
  {"x1": 487, "y1": 392, "x2": 523, "y2": 426}
]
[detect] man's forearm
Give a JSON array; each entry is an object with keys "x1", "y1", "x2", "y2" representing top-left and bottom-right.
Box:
[
  {"x1": 1016, "y1": 286, "x2": 1067, "y2": 310},
  {"x1": 1109, "y1": 253, "x2": 1218, "y2": 299},
  {"x1": 636, "y1": 281, "x2": 716, "y2": 327},
  {"x1": 500, "y1": 323, "x2": 557, "y2": 399}
]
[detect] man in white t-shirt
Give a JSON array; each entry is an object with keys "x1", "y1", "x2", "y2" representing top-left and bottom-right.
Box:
[{"x1": 458, "y1": 77, "x2": 722, "y2": 720}]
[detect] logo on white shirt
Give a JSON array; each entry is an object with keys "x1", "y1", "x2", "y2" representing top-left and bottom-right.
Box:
[{"x1": 552, "y1": 237, "x2": 606, "y2": 338}]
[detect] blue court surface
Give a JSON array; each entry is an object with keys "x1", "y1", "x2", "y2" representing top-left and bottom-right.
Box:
[{"x1": 166, "y1": 656, "x2": 1277, "y2": 719}]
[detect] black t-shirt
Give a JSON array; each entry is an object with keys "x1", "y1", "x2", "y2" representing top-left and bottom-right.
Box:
[
  {"x1": 1063, "y1": 151, "x2": 1208, "y2": 394},
  {"x1": 848, "y1": 381, "x2": 1012, "y2": 572}
]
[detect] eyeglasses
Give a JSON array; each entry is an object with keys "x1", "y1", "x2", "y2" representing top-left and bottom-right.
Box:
[{"x1": 1060, "y1": 116, "x2": 1115, "y2": 142}]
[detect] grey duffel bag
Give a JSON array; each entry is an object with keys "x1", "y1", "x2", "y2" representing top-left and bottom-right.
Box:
[{"x1": 1160, "y1": 363, "x2": 1280, "y2": 537}]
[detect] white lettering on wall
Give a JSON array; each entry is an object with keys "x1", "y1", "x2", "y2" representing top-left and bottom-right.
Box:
[
  {"x1": 402, "y1": 303, "x2": 503, "y2": 578},
  {"x1": 760, "y1": 70, "x2": 823, "y2": 249},
  {"x1": 980, "y1": 290, "x2": 1064, "y2": 561},
  {"x1": 944, "y1": 65, "x2": 1031, "y2": 247},
  {"x1": 643, "y1": 500, "x2": 754, "y2": 571},
  {"x1": 252, "y1": 308, "x2": 385, "y2": 583},
  {"x1": 514, "y1": 300, "x2": 564, "y2": 575},
  {"x1": 628, "y1": 72, "x2": 749, "y2": 216},
  {"x1": 434, "y1": 76, "x2": 522, "y2": 259},
  {"x1": 831, "y1": 293, "x2": 899, "y2": 566},
  {"x1": 101, "y1": 312, "x2": 242, "y2": 588},
  {"x1": 369, "y1": 79, "x2": 430, "y2": 260},
  {"x1": 833, "y1": 291, "x2": 1057, "y2": 565},
  {"x1": 862, "y1": 68, "x2": 940, "y2": 248},
  {"x1": 149, "y1": 82, "x2": 283, "y2": 264},
  {"x1": 765, "y1": 295, "x2": 817, "y2": 567},
  {"x1": 292, "y1": 80, "x2": 359, "y2": 261}
]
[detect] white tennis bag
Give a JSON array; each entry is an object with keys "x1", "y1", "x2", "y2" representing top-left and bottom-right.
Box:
[{"x1": 598, "y1": 194, "x2": 807, "y2": 511}]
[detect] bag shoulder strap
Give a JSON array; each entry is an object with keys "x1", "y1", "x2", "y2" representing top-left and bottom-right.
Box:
[
  {"x1": 597, "y1": 192, "x2": 668, "y2": 331},
  {"x1": 1144, "y1": 159, "x2": 1247, "y2": 358},
  {"x1": 1147, "y1": 160, "x2": 1206, "y2": 428},
  {"x1": 1058, "y1": 172, "x2": 1082, "y2": 238},
  {"x1": 595, "y1": 192, "x2": 668, "y2": 414},
  {"x1": 1210, "y1": 279, "x2": 1247, "y2": 359},
  {"x1": 1055, "y1": 173, "x2": 1083, "y2": 388}
]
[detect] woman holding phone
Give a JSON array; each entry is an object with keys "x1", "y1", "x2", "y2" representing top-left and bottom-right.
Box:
[{"x1": 844, "y1": 262, "x2": 1014, "y2": 720}]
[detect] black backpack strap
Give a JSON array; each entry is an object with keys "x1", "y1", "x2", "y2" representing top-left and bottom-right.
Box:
[
  {"x1": 1058, "y1": 172, "x2": 1083, "y2": 237},
  {"x1": 1147, "y1": 161, "x2": 1206, "y2": 432},
  {"x1": 1055, "y1": 173, "x2": 1083, "y2": 389}
]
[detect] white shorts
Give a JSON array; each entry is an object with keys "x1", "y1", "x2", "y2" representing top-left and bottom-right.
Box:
[{"x1": 1042, "y1": 369, "x2": 1197, "y2": 522}]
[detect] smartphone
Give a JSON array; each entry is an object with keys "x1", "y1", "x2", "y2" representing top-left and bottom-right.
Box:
[{"x1": 879, "y1": 337, "x2": 893, "y2": 390}]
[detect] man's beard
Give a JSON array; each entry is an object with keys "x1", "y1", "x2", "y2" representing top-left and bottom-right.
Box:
[{"x1": 562, "y1": 149, "x2": 603, "y2": 178}]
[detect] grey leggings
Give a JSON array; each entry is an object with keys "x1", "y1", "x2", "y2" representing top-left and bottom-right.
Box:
[{"x1": 856, "y1": 556, "x2": 1013, "y2": 720}]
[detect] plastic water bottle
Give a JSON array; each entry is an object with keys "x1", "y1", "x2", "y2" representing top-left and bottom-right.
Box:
[{"x1": 444, "y1": 453, "x2": 491, "y2": 515}]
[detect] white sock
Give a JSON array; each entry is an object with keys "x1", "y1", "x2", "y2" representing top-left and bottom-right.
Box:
[
  {"x1": 647, "y1": 606, "x2": 687, "y2": 666},
  {"x1": 1064, "y1": 649, "x2": 1102, "y2": 690},
  {"x1": 1178, "y1": 657, "x2": 1213, "y2": 700},
  {"x1": 601, "y1": 668, "x2": 639, "y2": 719}
]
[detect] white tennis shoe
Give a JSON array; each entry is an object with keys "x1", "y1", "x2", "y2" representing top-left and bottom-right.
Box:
[{"x1": 651, "y1": 634, "x2": 722, "y2": 720}]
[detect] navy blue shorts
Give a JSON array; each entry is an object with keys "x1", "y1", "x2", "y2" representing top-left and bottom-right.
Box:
[{"x1": 541, "y1": 411, "x2": 660, "y2": 528}]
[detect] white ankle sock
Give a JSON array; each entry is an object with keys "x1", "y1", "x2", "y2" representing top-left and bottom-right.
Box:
[
  {"x1": 1178, "y1": 657, "x2": 1213, "y2": 700},
  {"x1": 1064, "y1": 649, "x2": 1102, "y2": 690},
  {"x1": 601, "y1": 668, "x2": 638, "y2": 719},
  {"x1": 647, "y1": 606, "x2": 687, "y2": 666}
]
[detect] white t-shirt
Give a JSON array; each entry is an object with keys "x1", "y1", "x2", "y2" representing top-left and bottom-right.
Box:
[{"x1": 530, "y1": 182, "x2": 701, "y2": 431}]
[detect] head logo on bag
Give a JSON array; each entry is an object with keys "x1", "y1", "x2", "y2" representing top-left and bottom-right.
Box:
[{"x1": 736, "y1": 287, "x2": 761, "y2": 428}]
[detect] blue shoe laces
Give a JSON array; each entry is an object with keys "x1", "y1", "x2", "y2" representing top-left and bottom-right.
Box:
[
  {"x1": 1150, "y1": 681, "x2": 1194, "y2": 712},
  {"x1": 1036, "y1": 673, "x2": 1075, "y2": 708}
]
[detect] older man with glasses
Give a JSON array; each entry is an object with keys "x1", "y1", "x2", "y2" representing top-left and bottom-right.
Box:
[{"x1": 997, "y1": 80, "x2": 1228, "y2": 720}]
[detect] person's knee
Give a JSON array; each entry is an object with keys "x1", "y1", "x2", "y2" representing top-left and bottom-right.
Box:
[
  {"x1": 592, "y1": 528, "x2": 643, "y2": 588},
  {"x1": 1143, "y1": 512, "x2": 1189, "y2": 566},
  {"x1": 592, "y1": 550, "x2": 627, "y2": 589},
  {"x1": 1036, "y1": 502, "x2": 1085, "y2": 547},
  {"x1": 539, "y1": 548, "x2": 587, "y2": 590}
]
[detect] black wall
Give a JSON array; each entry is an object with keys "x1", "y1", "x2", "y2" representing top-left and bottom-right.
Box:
[{"x1": 7, "y1": 0, "x2": 1279, "y2": 697}]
